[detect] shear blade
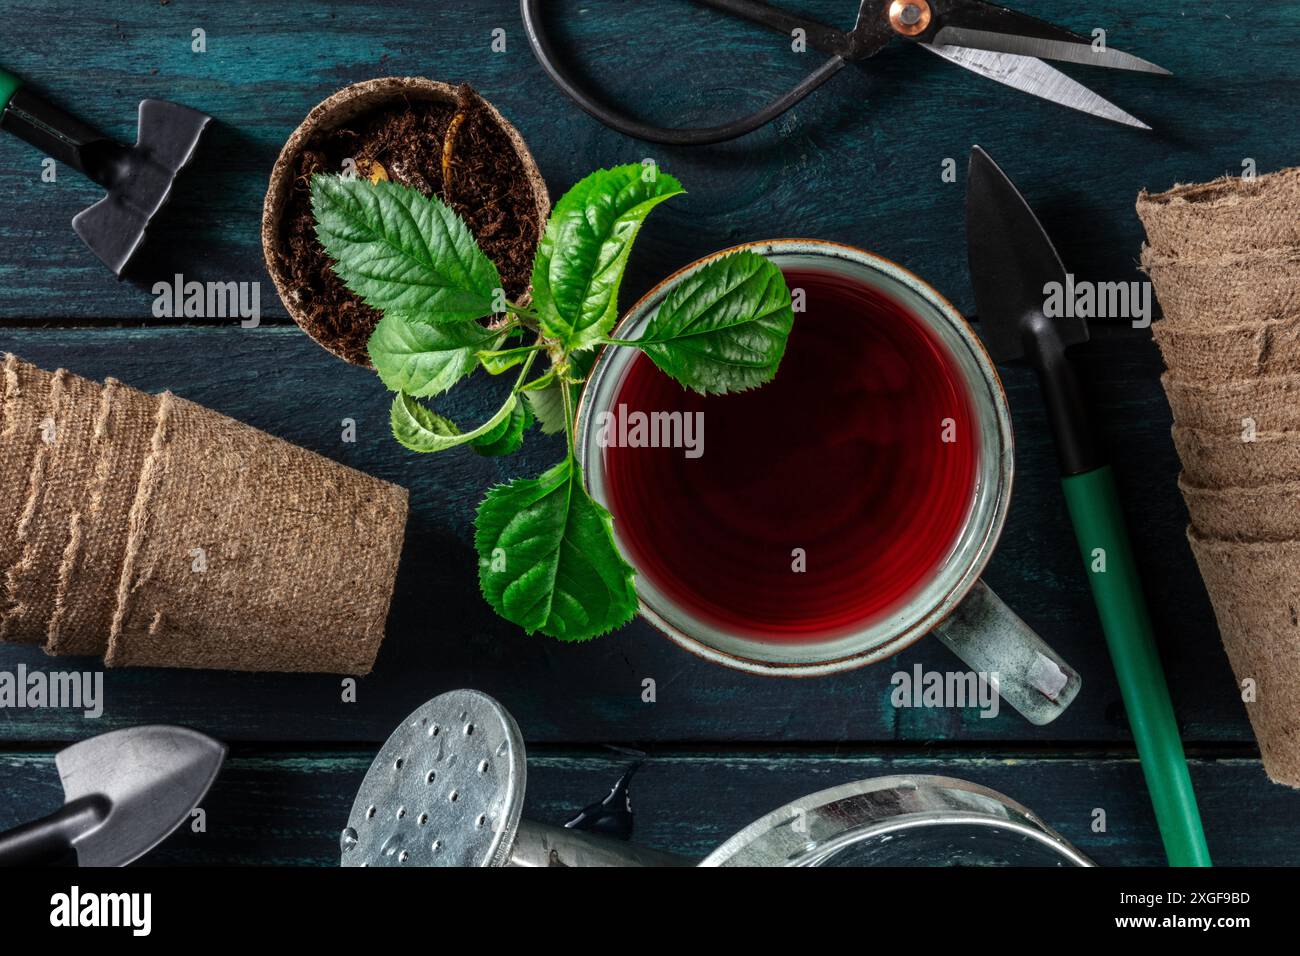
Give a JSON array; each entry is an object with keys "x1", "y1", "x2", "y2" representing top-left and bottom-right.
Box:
[
  {"x1": 931, "y1": 26, "x2": 1171, "y2": 75},
  {"x1": 922, "y1": 44, "x2": 1151, "y2": 130}
]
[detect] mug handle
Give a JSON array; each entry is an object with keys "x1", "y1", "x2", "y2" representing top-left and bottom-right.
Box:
[{"x1": 931, "y1": 580, "x2": 1082, "y2": 726}]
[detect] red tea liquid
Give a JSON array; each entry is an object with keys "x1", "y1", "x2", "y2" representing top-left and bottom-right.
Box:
[{"x1": 601, "y1": 267, "x2": 980, "y2": 642}]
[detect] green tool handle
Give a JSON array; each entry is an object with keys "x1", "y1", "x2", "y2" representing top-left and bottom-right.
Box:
[
  {"x1": 0, "y1": 67, "x2": 21, "y2": 111},
  {"x1": 1062, "y1": 465, "x2": 1211, "y2": 867}
]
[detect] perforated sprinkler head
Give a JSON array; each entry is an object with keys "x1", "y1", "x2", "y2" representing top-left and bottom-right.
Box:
[{"x1": 341, "y1": 690, "x2": 688, "y2": 867}]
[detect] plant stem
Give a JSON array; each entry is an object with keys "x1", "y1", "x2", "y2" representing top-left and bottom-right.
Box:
[
  {"x1": 488, "y1": 341, "x2": 544, "y2": 357},
  {"x1": 560, "y1": 356, "x2": 578, "y2": 455},
  {"x1": 441, "y1": 108, "x2": 467, "y2": 202},
  {"x1": 505, "y1": 302, "x2": 542, "y2": 322},
  {"x1": 512, "y1": 347, "x2": 540, "y2": 390}
]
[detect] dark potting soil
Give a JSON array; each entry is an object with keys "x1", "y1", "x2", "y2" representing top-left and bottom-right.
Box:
[{"x1": 276, "y1": 85, "x2": 541, "y2": 365}]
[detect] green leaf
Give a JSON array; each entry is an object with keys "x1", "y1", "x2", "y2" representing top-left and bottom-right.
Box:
[
  {"x1": 566, "y1": 347, "x2": 597, "y2": 384},
  {"x1": 519, "y1": 368, "x2": 557, "y2": 392},
  {"x1": 477, "y1": 345, "x2": 537, "y2": 376},
  {"x1": 472, "y1": 401, "x2": 534, "y2": 457},
  {"x1": 522, "y1": 348, "x2": 595, "y2": 435},
  {"x1": 368, "y1": 313, "x2": 498, "y2": 396},
  {"x1": 312, "y1": 176, "x2": 501, "y2": 322},
  {"x1": 523, "y1": 379, "x2": 567, "y2": 435},
  {"x1": 628, "y1": 251, "x2": 793, "y2": 394},
  {"x1": 531, "y1": 164, "x2": 683, "y2": 351},
  {"x1": 390, "y1": 392, "x2": 517, "y2": 453},
  {"x1": 474, "y1": 457, "x2": 637, "y2": 641}
]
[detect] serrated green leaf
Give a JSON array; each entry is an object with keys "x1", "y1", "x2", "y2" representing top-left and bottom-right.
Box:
[
  {"x1": 523, "y1": 379, "x2": 567, "y2": 435},
  {"x1": 477, "y1": 345, "x2": 537, "y2": 376},
  {"x1": 531, "y1": 164, "x2": 683, "y2": 351},
  {"x1": 629, "y1": 251, "x2": 793, "y2": 394},
  {"x1": 390, "y1": 392, "x2": 517, "y2": 453},
  {"x1": 519, "y1": 368, "x2": 558, "y2": 392},
  {"x1": 368, "y1": 313, "x2": 498, "y2": 396},
  {"x1": 472, "y1": 401, "x2": 534, "y2": 457},
  {"x1": 566, "y1": 347, "x2": 597, "y2": 384},
  {"x1": 474, "y1": 457, "x2": 636, "y2": 641},
  {"x1": 469, "y1": 401, "x2": 515, "y2": 448},
  {"x1": 312, "y1": 176, "x2": 501, "y2": 322}
]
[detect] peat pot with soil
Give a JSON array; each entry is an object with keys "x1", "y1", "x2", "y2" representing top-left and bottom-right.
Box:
[{"x1": 263, "y1": 77, "x2": 549, "y2": 365}]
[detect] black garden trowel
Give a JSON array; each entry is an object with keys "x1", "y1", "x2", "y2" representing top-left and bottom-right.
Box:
[
  {"x1": 0, "y1": 726, "x2": 225, "y2": 867},
  {"x1": 0, "y1": 66, "x2": 211, "y2": 276}
]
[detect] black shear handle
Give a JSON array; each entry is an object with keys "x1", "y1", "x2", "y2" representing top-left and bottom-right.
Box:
[{"x1": 520, "y1": 0, "x2": 846, "y2": 146}]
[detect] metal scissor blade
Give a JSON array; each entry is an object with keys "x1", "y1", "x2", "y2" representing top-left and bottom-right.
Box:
[
  {"x1": 931, "y1": 26, "x2": 1170, "y2": 75},
  {"x1": 922, "y1": 44, "x2": 1151, "y2": 129}
]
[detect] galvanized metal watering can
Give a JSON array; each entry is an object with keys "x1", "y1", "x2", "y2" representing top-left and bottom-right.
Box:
[{"x1": 341, "y1": 691, "x2": 1092, "y2": 868}]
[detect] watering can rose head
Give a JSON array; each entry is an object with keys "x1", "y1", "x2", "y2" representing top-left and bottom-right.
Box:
[{"x1": 311, "y1": 164, "x2": 794, "y2": 641}]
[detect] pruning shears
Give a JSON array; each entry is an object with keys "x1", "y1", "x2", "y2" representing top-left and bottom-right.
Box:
[{"x1": 522, "y1": 0, "x2": 1170, "y2": 145}]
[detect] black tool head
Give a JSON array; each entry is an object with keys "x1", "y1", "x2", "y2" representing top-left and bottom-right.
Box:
[
  {"x1": 967, "y1": 145, "x2": 1102, "y2": 475},
  {"x1": 72, "y1": 99, "x2": 211, "y2": 277},
  {"x1": 965, "y1": 145, "x2": 1088, "y2": 365}
]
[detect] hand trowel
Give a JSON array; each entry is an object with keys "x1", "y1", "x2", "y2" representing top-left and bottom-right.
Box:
[
  {"x1": 966, "y1": 145, "x2": 1210, "y2": 867},
  {"x1": 0, "y1": 725, "x2": 225, "y2": 867},
  {"x1": 0, "y1": 67, "x2": 211, "y2": 276}
]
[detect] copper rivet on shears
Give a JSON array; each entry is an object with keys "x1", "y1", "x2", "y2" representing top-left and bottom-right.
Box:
[{"x1": 888, "y1": 0, "x2": 932, "y2": 36}]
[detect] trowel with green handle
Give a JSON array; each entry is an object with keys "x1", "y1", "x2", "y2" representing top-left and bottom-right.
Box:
[
  {"x1": 0, "y1": 66, "x2": 211, "y2": 276},
  {"x1": 966, "y1": 145, "x2": 1211, "y2": 867}
]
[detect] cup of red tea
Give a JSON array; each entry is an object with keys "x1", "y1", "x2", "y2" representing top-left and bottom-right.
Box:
[{"x1": 576, "y1": 240, "x2": 1081, "y2": 725}]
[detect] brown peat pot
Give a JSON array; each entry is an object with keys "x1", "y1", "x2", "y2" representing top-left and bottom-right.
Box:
[{"x1": 262, "y1": 77, "x2": 550, "y2": 366}]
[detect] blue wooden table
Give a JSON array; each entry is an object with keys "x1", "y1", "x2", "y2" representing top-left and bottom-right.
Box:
[{"x1": 1, "y1": 0, "x2": 1298, "y2": 866}]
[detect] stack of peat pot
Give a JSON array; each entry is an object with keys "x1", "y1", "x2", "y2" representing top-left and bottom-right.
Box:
[{"x1": 1139, "y1": 166, "x2": 1300, "y2": 787}]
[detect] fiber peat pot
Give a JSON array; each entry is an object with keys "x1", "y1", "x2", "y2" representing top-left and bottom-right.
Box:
[{"x1": 262, "y1": 77, "x2": 550, "y2": 366}]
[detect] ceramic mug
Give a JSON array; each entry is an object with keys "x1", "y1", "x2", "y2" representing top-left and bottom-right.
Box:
[{"x1": 575, "y1": 239, "x2": 1081, "y2": 725}]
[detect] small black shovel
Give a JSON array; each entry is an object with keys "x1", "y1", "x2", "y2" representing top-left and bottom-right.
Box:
[
  {"x1": 0, "y1": 725, "x2": 225, "y2": 866},
  {"x1": 0, "y1": 67, "x2": 211, "y2": 276}
]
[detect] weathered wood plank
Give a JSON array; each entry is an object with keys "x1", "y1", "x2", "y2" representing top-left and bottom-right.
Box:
[
  {"x1": 0, "y1": 1, "x2": 1295, "y2": 320},
  {"x1": 0, "y1": 325, "x2": 1245, "y2": 745},
  {"x1": 0, "y1": 748, "x2": 1290, "y2": 866},
  {"x1": 0, "y1": 0, "x2": 1289, "y2": 864}
]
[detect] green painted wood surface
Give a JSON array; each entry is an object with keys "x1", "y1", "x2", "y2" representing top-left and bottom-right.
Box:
[
  {"x1": 0, "y1": 0, "x2": 1295, "y2": 320},
  {"x1": 0, "y1": 326, "x2": 1245, "y2": 745},
  {"x1": 2, "y1": 0, "x2": 1298, "y2": 864},
  {"x1": 0, "y1": 748, "x2": 1289, "y2": 866}
]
